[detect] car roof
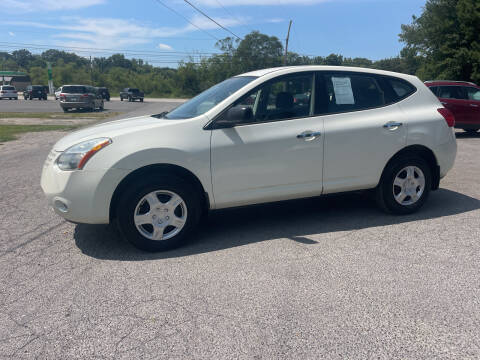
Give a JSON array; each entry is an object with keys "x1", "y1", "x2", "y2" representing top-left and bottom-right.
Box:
[
  {"x1": 424, "y1": 80, "x2": 478, "y2": 87},
  {"x1": 237, "y1": 65, "x2": 418, "y2": 80}
]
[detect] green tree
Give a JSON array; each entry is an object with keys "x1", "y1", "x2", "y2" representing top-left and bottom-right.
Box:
[{"x1": 400, "y1": 0, "x2": 480, "y2": 82}]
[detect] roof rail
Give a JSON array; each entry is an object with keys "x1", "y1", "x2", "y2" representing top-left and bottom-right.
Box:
[{"x1": 424, "y1": 80, "x2": 477, "y2": 86}]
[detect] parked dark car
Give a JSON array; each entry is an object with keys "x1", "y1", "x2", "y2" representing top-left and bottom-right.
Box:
[
  {"x1": 59, "y1": 85, "x2": 104, "y2": 112},
  {"x1": 425, "y1": 80, "x2": 480, "y2": 133},
  {"x1": 97, "y1": 87, "x2": 110, "y2": 101},
  {"x1": 23, "y1": 85, "x2": 47, "y2": 100},
  {"x1": 120, "y1": 88, "x2": 144, "y2": 102}
]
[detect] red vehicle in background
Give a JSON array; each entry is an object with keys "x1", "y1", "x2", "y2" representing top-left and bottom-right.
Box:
[{"x1": 425, "y1": 80, "x2": 480, "y2": 134}]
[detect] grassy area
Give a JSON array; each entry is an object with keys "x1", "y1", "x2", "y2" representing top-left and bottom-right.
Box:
[
  {"x1": 0, "y1": 125, "x2": 78, "y2": 143},
  {"x1": 0, "y1": 112, "x2": 122, "y2": 119}
]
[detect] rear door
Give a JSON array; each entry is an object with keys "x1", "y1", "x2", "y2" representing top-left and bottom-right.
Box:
[
  {"x1": 437, "y1": 85, "x2": 470, "y2": 125},
  {"x1": 319, "y1": 72, "x2": 409, "y2": 193},
  {"x1": 464, "y1": 86, "x2": 480, "y2": 127}
]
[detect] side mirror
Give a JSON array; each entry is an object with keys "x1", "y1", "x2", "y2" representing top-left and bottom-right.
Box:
[{"x1": 214, "y1": 106, "x2": 253, "y2": 129}]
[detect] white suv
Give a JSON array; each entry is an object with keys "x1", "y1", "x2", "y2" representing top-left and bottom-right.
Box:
[{"x1": 41, "y1": 66, "x2": 457, "y2": 252}]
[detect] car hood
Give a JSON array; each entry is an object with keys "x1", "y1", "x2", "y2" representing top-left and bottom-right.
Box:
[{"x1": 53, "y1": 115, "x2": 194, "y2": 151}]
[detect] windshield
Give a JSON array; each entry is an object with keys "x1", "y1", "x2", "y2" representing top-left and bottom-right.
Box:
[{"x1": 165, "y1": 76, "x2": 257, "y2": 119}]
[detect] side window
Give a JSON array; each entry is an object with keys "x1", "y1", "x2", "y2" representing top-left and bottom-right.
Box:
[
  {"x1": 466, "y1": 87, "x2": 480, "y2": 101},
  {"x1": 428, "y1": 86, "x2": 439, "y2": 96},
  {"x1": 230, "y1": 73, "x2": 313, "y2": 123},
  {"x1": 321, "y1": 73, "x2": 385, "y2": 114},
  {"x1": 438, "y1": 86, "x2": 467, "y2": 100}
]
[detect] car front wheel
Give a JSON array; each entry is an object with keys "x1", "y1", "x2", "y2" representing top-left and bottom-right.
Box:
[
  {"x1": 116, "y1": 175, "x2": 202, "y2": 252},
  {"x1": 376, "y1": 156, "x2": 431, "y2": 215}
]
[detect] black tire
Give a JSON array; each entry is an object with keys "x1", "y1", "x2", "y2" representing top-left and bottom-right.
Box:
[
  {"x1": 116, "y1": 175, "x2": 202, "y2": 252},
  {"x1": 128, "y1": 96, "x2": 132, "y2": 102},
  {"x1": 99, "y1": 101, "x2": 104, "y2": 111},
  {"x1": 140, "y1": 98, "x2": 144, "y2": 102},
  {"x1": 29, "y1": 96, "x2": 32, "y2": 100},
  {"x1": 375, "y1": 155, "x2": 432, "y2": 215},
  {"x1": 63, "y1": 108, "x2": 69, "y2": 113}
]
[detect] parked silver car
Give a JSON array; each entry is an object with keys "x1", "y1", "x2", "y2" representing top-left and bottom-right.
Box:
[
  {"x1": 0, "y1": 85, "x2": 18, "y2": 100},
  {"x1": 59, "y1": 85, "x2": 104, "y2": 112}
]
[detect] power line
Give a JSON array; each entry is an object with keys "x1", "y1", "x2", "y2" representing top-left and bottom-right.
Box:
[
  {"x1": 213, "y1": 0, "x2": 255, "y2": 33},
  {"x1": 182, "y1": 0, "x2": 242, "y2": 40},
  {"x1": 151, "y1": 0, "x2": 220, "y2": 41},
  {"x1": 0, "y1": 41, "x2": 221, "y2": 56}
]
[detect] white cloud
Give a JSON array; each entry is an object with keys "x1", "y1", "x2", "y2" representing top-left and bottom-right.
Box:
[
  {"x1": 8, "y1": 31, "x2": 15, "y2": 36},
  {"x1": 158, "y1": 43, "x2": 173, "y2": 51},
  {"x1": 7, "y1": 15, "x2": 248, "y2": 50},
  {"x1": 0, "y1": 0, "x2": 105, "y2": 13},
  {"x1": 192, "y1": 0, "x2": 328, "y2": 6}
]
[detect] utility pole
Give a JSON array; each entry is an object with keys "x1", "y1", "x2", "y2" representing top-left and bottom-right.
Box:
[
  {"x1": 90, "y1": 56, "x2": 93, "y2": 86},
  {"x1": 283, "y1": 20, "x2": 292, "y2": 66}
]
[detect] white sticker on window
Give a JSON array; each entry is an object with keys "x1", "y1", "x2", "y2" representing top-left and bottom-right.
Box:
[{"x1": 332, "y1": 77, "x2": 355, "y2": 105}]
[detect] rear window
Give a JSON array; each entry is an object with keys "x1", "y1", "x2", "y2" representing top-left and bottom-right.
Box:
[
  {"x1": 130, "y1": 88, "x2": 139, "y2": 93},
  {"x1": 2, "y1": 86, "x2": 15, "y2": 90},
  {"x1": 32, "y1": 85, "x2": 43, "y2": 90},
  {"x1": 63, "y1": 86, "x2": 87, "y2": 94}
]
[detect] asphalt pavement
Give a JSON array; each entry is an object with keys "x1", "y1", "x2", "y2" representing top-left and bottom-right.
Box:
[{"x1": 0, "y1": 115, "x2": 479, "y2": 358}]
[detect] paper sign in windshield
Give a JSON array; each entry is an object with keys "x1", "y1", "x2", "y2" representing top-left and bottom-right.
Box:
[{"x1": 332, "y1": 77, "x2": 355, "y2": 105}]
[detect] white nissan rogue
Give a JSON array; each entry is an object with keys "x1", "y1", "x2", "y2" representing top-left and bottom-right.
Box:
[{"x1": 41, "y1": 66, "x2": 457, "y2": 251}]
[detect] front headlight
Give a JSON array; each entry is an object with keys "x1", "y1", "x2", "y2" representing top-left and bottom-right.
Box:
[{"x1": 56, "y1": 138, "x2": 112, "y2": 171}]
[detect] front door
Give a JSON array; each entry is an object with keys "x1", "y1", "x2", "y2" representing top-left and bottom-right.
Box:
[{"x1": 210, "y1": 73, "x2": 325, "y2": 209}]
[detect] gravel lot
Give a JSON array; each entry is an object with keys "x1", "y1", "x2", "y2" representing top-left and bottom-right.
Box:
[{"x1": 0, "y1": 124, "x2": 479, "y2": 358}]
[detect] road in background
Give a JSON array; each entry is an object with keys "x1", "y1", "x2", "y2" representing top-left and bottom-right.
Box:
[
  {"x1": 0, "y1": 98, "x2": 185, "y2": 119},
  {"x1": 0, "y1": 129, "x2": 479, "y2": 358}
]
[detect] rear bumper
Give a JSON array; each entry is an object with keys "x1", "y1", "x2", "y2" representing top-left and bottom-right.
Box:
[
  {"x1": 60, "y1": 101, "x2": 91, "y2": 109},
  {"x1": 0, "y1": 94, "x2": 18, "y2": 99}
]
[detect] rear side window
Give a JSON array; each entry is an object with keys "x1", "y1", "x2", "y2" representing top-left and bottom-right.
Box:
[
  {"x1": 465, "y1": 86, "x2": 480, "y2": 101},
  {"x1": 438, "y1": 86, "x2": 467, "y2": 100},
  {"x1": 63, "y1": 86, "x2": 87, "y2": 94},
  {"x1": 388, "y1": 79, "x2": 416, "y2": 99},
  {"x1": 318, "y1": 73, "x2": 385, "y2": 114}
]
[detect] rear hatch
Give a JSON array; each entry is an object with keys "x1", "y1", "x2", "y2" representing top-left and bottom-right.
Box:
[
  {"x1": 1, "y1": 86, "x2": 17, "y2": 96},
  {"x1": 61, "y1": 86, "x2": 89, "y2": 102}
]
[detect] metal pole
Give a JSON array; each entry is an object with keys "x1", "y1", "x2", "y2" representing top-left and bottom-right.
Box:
[{"x1": 283, "y1": 20, "x2": 292, "y2": 66}]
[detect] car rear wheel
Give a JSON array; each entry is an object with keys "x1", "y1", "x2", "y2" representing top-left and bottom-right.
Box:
[
  {"x1": 116, "y1": 175, "x2": 202, "y2": 252},
  {"x1": 376, "y1": 156, "x2": 431, "y2": 215}
]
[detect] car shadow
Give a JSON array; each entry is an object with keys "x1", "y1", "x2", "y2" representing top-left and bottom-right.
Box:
[
  {"x1": 456, "y1": 131, "x2": 480, "y2": 139},
  {"x1": 74, "y1": 189, "x2": 480, "y2": 261}
]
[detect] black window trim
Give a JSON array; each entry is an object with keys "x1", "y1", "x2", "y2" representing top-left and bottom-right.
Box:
[{"x1": 205, "y1": 70, "x2": 418, "y2": 130}]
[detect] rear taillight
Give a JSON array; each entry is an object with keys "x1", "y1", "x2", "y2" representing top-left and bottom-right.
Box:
[
  {"x1": 81, "y1": 94, "x2": 89, "y2": 98},
  {"x1": 438, "y1": 108, "x2": 455, "y2": 127}
]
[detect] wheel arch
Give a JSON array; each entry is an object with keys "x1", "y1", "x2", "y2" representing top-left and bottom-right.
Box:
[
  {"x1": 379, "y1": 145, "x2": 440, "y2": 190},
  {"x1": 109, "y1": 163, "x2": 210, "y2": 222}
]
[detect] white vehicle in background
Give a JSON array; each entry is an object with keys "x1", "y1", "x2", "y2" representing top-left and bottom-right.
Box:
[
  {"x1": 41, "y1": 66, "x2": 457, "y2": 252},
  {"x1": 55, "y1": 86, "x2": 63, "y2": 100},
  {"x1": 0, "y1": 85, "x2": 18, "y2": 100}
]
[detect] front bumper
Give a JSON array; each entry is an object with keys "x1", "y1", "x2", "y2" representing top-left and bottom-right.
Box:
[{"x1": 41, "y1": 151, "x2": 129, "y2": 224}]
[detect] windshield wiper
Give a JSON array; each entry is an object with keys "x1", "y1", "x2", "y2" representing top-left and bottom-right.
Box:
[{"x1": 151, "y1": 111, "x2": 169, "y2": 119}]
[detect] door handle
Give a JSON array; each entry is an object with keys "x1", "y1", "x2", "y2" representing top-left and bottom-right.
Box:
[
  {"x1": 383, "y1": 122, "x2": 403, "y2": 130},
  {"x1": 297, "y1": 131, "x2": 321, "y2": 139}
]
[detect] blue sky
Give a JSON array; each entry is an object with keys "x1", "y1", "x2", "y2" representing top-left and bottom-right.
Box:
[{"x1": 1, "y1": 0, "x2": 424, "y2": 67}]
